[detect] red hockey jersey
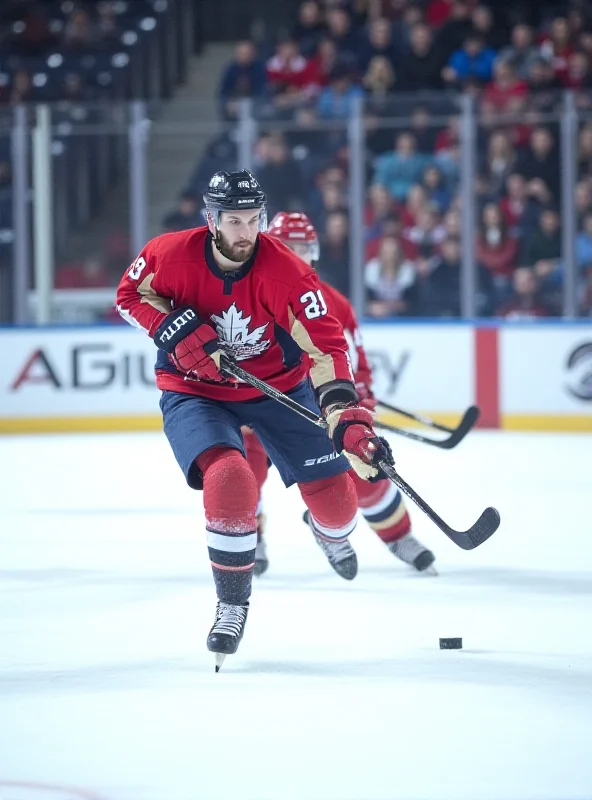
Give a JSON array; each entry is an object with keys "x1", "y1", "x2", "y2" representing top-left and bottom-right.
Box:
[
  {"x1": 116, "y1": 227, "x2": 354, "y2": 402},
  {"x1": 316, "y1": 281, "x2": 373, "y2": 391}
]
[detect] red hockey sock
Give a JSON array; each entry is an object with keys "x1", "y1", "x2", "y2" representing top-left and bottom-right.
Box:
[
  {"x1": 243, "y1": 429, "x2": 269, "y2": 493},
  {"x1": 197, "y1": 446, "x2": 259, "y2": 604},
  {"x1": 351, "y1": 470, "x2": 411, "y2": 544},
  {"x1": 298, "y1": 472, "x2": 358, "y2": 542}
]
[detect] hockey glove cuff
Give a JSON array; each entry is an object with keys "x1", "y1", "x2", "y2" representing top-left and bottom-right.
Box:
[
  {"x1": 325, "y1": 405, "x2": 392, "y2": 480},
  {"x1": 154, "y1": 307, "x2": 228, "y2": 382}
]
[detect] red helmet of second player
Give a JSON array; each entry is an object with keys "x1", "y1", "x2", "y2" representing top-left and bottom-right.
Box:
[{"x1": 267, "y1": 211, "x2": 320, "y2": 263}]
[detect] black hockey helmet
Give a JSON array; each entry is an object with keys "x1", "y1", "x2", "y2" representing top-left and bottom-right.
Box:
[{"x1": 203, "y1": 169, "x2": 267, "y2": 232}]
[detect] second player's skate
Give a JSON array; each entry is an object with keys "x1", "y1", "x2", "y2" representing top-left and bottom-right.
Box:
[
  {"x1": 388, "y1": 533, "x2": 436, "y2": 574},
  {"x1": 207, "y1": 601, "x2": 249, "y2": 672},
  {"x1": 303, "y1": 510, "x2": 358, "y2": 580}
]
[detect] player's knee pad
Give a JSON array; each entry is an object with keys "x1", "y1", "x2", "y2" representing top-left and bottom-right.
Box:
[
  {"x1": 298, "y1": 472, "x2": 358, "y2": 535},
  {"x1": 197, "y1": 446, "x2": 259, "y2": 533}
]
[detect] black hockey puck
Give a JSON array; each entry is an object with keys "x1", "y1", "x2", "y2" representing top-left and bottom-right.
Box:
[{"x1": 439, "y1": 638, "x2": 462, "y2": 649}]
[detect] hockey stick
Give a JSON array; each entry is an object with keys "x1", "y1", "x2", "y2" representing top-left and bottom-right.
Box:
[
  {"x1": 220, "y1": 357, "x2": 500, "y2": 550},
  {"x1": 374, "y1": 405, "x2": 480, "y2": 450}
]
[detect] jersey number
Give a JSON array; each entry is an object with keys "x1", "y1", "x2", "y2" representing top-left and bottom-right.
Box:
[
  {"x1": 300, "y1": 290, "x2": 328, "y2": 320},
  {"x1": 128, "y1": 256, "x2": 146, "y2": 280}
]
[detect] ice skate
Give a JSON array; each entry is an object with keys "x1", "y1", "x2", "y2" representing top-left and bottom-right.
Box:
[
  {"x1": 253, "y1": 514, "x2": 269, "y2": 577},
  {"x1": 207, "y1": 601, "x2": 249, "y2": 671},
  {"x1": 388, "y1": 533, "x2": 437, "y2": 574},
  {"x1": 303, "y1": 510, "x2": 358, "y2": 580}
]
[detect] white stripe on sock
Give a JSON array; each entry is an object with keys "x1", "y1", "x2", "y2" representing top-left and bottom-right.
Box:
[
  {"x1": 360, "y1": 481, "x2": 400, "y2": 517},
  {"x1": 207, "y1": 531, "x2": 258, "y2": 553},
  {"x1": 310, "y1": 514, "x2": 357, "y2": 540}
]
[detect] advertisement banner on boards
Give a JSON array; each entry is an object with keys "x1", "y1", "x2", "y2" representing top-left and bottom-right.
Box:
[
  {"x1": 359, "y1": 325, "x2": 474, "y2": 414},
  {"x1": 1, "y1": 328, "x2": 159, "y2": 420},
  {"x1": 500, "y1": 326, "x2": 592, "y2": 426}
]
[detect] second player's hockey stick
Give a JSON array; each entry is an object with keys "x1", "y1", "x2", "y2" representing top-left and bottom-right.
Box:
[
  {"x1": 374, "y1": 404, "x2": 480, "y2": 450},
  {"x1": 219, "y1": 357, "x2": 500, "y2": 550}
]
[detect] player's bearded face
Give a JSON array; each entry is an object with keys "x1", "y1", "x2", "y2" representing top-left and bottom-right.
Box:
[{"x1": 215, "y1": 211, "x2": 261, "y2": 262}]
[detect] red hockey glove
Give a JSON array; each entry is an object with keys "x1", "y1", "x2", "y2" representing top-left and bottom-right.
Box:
[
  {"x1": 325, "y1": 405, "x2": 391, "y2": 480},
  {"x1": 355, "y1": 381, "x2": 376, "y2": 412},
  {"x1": 154, "y1": 307, "x2": 229, "y2": 382}
]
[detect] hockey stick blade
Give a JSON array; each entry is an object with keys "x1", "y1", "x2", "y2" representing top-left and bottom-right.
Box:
[
  {"x1": 376, "y1": 401, "x2": 480, "y2": 439},
  {"x1": 374, "y1": 405, "x2": 479, "y2": 449},
  {"x1": 379, "y1": 461, "x2": 500, "y2": 550},
  {"x1": 437, "y1": 405, "x2": 480, "y2": 449}
]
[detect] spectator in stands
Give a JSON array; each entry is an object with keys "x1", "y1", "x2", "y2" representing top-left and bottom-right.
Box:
[
  {"x1": 403, "y1": 204, "x2": 447, "y2": 259},
  {"x1": 436, "y1": 0, "x2": 474, "y2": 60},
  {"x1": 443, "y1": 206, "x2": 461, "y2": 239},
  {"x1": 318, "y1": 210, "x2": 351, "y2": 295},
  {"x1": 365, "y1": 236, "x2": 416, "y2": 317},
  {"x1": 359, "y1": 17, "x2": 399, "y2": 71},
  {"x1": 575, "y1": 180, "x2": 592, "y2": 226},
  {"x1": 397, "y1": 23, "x2": 444, "y2": 91},
  {"x1": 500, "y1": 172, "x2": 529, "y2": 233},
  {"x1": 317, "y1": 64, "x2": 364, "y2": 118},
  {"x1": 421, "y1": 164, "x2": 452, "y2": 213},
  {"x1": 325, "y1": 6, "x2": 363, "y2": 65},
  {"x1": 363, "y1": 55, "x2": 397, "y2": 98},
  {"x1": 373, "y1": 132, "x2": 431, "y2": 202},
  {"x1": 401, "y1": 183, "x2": 429, "y2": 226},
  {"x1": 254, "y1": 133, "x2": 304, "y2": 216},
  {"x1": 218, "y1": 41, "x2": 268, "y2": 121},
  {"x1": 305, "y1": 37, "x2": 339, "y2": 91},
  {"x1": 498, "y1": 24, "x2": 540, "y2": 79},
  {"x1": 519, "y1": 207, "x2": 562, "y2": 283},
  {"x1": 516, "y1": 126, "x2": 560, "y2": 201},
  {"x1": 7, "y1": 69, "x2": 37, "y2": 104},
  {"x1": 291, "y1": 1, "x2": 326, "y2": 58},
  {"x1": 404, "y1": 236, "x2": 462, "y2": 316},
  {"x1": 162, "y1": 192, "x2": 201, "y2": 233},
  {"x1": 481, "y1": 60, "x2": 528, "y2": 116},
  {"x1": 525, "y1": 57, "x2": 562, "y2": 112},
  {"x1": 266, "y1": 37, "x2": 315, "y2": 101},
  {"x1": 96, "y1": 1, "x2": 122, "y2": 47},
  {"x1": 63, "y1": 8, "x2": 97, "y2": 51},
  {"x1": 471, "y1": 5, "x2": 507, "y2": 51},
  {"x1": 426, "y1": 0, "x2": 456, "y2": 29},
  {"x1": 479, "y1": 130, "x2": 517, "y2": 200},
  {"x1": 364, "y1": 182, "x2": 399, "y2": 243},
  {"x1": 540, "y1": 16, "x2": 574, "y2": 82},
  {"x1": 496, "y1": 267, "x2": 550, "y2": 319},
  {"x1": 443, "y1": 32, "x2": 497, "y2": 87},
  {"x1": 563, "y1": 50, "x2": 592, "y2": 89},
  {"x1": 409, "y1": 105, "x2": 439, "y2": 153},
  {"x1": 476, "y1": 202, "x2": 518, "y2": 298}
]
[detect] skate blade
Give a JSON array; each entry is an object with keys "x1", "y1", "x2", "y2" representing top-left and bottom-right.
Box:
[
  {"x1": 421, "y1": 565, "x2": 438, "y2": 576},
  {"x1": 214, "y1": 653, "x2": 226, "y2": 673}
]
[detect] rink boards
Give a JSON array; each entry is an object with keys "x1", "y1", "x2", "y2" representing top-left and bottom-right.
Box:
[{"x1": 0, "y1": 322, "x2": 591, "y2": 433}]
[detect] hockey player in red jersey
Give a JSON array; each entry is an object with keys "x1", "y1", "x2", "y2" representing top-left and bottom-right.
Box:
[
  {"x1": 116, "y1": 170, "x2": 391, "y2": 669},
  {"x1": 246, "y1": 211, "x2": 436, "y2": 578}
]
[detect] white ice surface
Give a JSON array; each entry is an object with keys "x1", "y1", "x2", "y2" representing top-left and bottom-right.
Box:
[{"x1": 0, "y1": 429, "x2": 591, "y2": 800}]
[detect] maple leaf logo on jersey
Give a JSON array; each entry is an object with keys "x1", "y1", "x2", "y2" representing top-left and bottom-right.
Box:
[{"x1": 211, "y1": 303, "x2": 271, "y2": 361}]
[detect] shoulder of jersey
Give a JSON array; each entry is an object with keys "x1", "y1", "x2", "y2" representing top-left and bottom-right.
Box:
[
  {"x1": 147, "y1": 226, "x2": 208, "y2": 259},
  {"x1": 257, "y1": 233, "x2": 314, "y2": 284}
]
